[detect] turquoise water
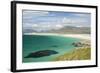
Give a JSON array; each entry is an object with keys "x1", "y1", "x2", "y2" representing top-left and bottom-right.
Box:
[{"x1": 22, "y1": 35, "x2": 80, "y2": 63}]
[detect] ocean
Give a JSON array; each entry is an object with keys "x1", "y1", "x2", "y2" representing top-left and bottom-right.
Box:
[{"x1": 22, "y1": 35, "x2": 80, "y2": 63}]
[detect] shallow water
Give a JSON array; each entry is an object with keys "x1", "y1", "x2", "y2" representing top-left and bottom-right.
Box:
[{"x1": 22, "y1": 35, "x2": 80, "y2": 63}]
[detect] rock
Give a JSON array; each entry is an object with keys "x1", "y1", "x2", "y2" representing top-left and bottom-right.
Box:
[
  {"x1": 24, "y1": 50, "x2": 58, "y2": 58},
  {"x1": 72, "y1": 42, "x2": 83, "y2": 47}
]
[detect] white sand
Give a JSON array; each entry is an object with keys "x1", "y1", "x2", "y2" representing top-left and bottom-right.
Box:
[{"x1": 24, "y1": 33, "x2": 90, "y2": 40}]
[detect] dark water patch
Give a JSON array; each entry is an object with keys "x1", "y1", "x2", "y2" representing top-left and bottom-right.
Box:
[
  {"x1": 24, "y1": 50, "x2": 58, "y2": 58},
  {"x1": 51, "y1": 45, "x2": 58, "y2": 47}
]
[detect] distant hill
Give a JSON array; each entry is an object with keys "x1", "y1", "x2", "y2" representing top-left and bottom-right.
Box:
[
  {"x1": 23, "y1": 26, "x2": 90, "y2": 34},
  {"x1": 48, "y1": 26, "x2": 90, "y2": 34}
]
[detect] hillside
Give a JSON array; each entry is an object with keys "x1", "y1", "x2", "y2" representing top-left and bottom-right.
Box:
[
  {"x1": 49, "y1": 26, "x2": 90, "y2": 34},
  {"x1": 23, "y1": 26, "x2": 90, "y2": 34}
]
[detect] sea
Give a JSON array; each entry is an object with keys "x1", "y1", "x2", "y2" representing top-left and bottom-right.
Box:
[{"x1": 22, "y1": 35, "x2": 81, "y2": 63}]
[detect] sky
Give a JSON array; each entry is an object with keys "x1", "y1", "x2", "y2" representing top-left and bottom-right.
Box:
[{"x1": 22, "y1": 10, "x2": 91, "y2": 33}]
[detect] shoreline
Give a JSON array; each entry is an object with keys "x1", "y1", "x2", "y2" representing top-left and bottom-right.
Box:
[
  {"x1": 24, "y1": 33, "x2": 90, "y2": 40},
  {"x1": 23, "y1": 33, "x2": 91, "y2": 61}
]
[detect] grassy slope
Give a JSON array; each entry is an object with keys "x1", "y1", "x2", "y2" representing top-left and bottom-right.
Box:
[{"x1": 55, "y1": 47, "x2": 91, "y2": 61}]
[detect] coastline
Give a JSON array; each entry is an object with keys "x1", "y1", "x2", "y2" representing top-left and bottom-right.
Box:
[
  {"x1": 23, "y1": 33, "x2": 91, "y2": 61},
  {"x1": 24, "y1": 33, "x2": 90, "y2": 40}
]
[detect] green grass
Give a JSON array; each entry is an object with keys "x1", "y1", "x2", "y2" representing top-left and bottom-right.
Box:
[{"x1": 55, "y1": 47, "x2": 91, "y2": 61}]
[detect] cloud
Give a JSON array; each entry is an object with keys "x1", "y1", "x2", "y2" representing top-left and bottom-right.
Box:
[
  {"x1": 23, "y1": 16, "x2": 90, "y2": 32},
  {"x1": 61, "y1": 16, "x2": 90, "y2": 27},
  {"x1": 23, "y1": 10, "x2": 91, "y2": 33},
  {"x1": 62, "y1": 17, "x2": 72, "y2": 23},
  {"x1": 71, "y1": 13, "x2": 91, "y2": 18},
  {"x1": 23, "y1": 10, "x2": 49, "y2": 17}
]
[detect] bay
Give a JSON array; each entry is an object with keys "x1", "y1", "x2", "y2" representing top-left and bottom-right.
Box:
[{"x1": 22, "y1": 35, "x2": 80, "y2": 63}]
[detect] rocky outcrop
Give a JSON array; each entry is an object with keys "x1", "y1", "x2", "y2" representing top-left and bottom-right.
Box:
[
  {"x1": 72, "y1": 42, "x2": 83, "y2": 47},
  {"x1": 72, "y1": 41, "x2": 90, "y2": 47}
]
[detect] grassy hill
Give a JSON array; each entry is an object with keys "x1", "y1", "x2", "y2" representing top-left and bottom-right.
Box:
[{"x1": 55, "y1": 47, "x2": 91, "y2": 61}]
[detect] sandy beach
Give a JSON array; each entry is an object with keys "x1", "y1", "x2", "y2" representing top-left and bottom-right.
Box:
[{"x1": 24, "y1": 33, "x2": 90, "y2": 40}]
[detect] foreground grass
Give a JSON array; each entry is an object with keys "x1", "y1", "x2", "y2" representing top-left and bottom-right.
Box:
[{"x1": 55, "y1": 47, "x2": 91, "y2": 61}]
